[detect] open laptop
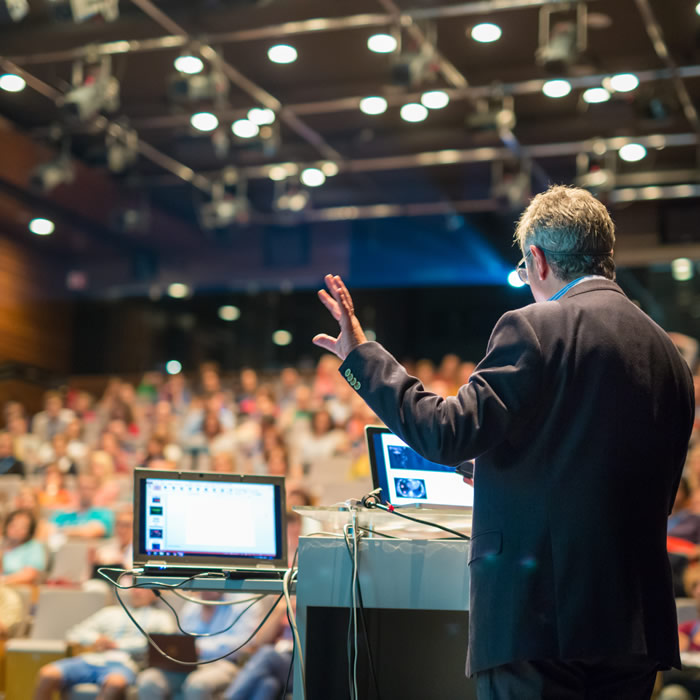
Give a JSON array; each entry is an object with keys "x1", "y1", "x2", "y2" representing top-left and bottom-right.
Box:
[
  {"x1": 365, "y1": 426, "x2": 473, "y2": 509},
  {"x1": 133, "y1": 469, "x2": 288, "y2": 577}
]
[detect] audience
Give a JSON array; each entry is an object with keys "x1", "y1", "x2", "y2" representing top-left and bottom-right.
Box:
[
  {"x1": 0, "y1": 431, "x2": 24, "y2": 476},
  {"x1": 1, "y1": 509, "x2": 46, "y2": 585},
  {"x1": 51, "y1": 473, "x2": 114, "y2": 539}
]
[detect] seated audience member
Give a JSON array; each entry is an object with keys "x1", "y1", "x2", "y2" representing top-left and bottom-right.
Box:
[
  {"x1": 669, "y1": 477, "x2": 700, "y2": 596},
  {"x1": 51, "y1": 474, "x2": 114, "y2": 539},
  {"x1": 211, "y1": 451, "x2": 237, "y2": 473},
  {"x1": 94, "y1": 508, "x2": 133, "y2": 570},
  {"x1": 32, "y1": 391, "x2": 74, "y2": 444},
  {"x1": 137, "y1": 590, "x2": 268, "y2": 700},
  {"x1": 65, "y1": 418, "x2": 89, "y2": 469},
  {"x1": 14, "y1": 487, "x2": 50, "y2": 540},
  {"x1": 1, "y1": 509, "x2": 46, "y2": 584},
  {"x1": 297, "y1": 409, "x2": 345, "y2": 471},
  {"x1": 0, "y1": 431, "x2": 24, "y2": 476},
  {"x1": 87, "y1": 450, "x2": 120, "y2": 507},
  {"x1": 99, "y1": 430, "x2": 131, "y2": 474},
  {"x1": 34, "y1": 587, "x2": 174, "y2": 700},
  {"x1": 38, "y1": 464, "x2": 75, "y2": 510},
  {"x1": 7, "y1": 415, "x2": 40, "y2": 474},
  {"x1": 37, "y1": 433, "x2": 78, "y2": 476},
  {"x1": 660, "y1": 564, "x2": 700, "y2": 699}
]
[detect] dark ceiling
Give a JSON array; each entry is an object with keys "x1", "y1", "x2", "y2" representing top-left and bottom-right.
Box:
[{"x1": 0, "y1": 0, "x2": 700, "y2": 295}]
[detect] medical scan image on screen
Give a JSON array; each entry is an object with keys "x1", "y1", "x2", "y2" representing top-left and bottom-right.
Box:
[{"x1": 374, "y1": 432, "x2": 473, "y2": 507}]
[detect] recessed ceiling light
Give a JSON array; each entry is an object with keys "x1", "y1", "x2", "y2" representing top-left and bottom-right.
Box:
[
  {"x1": 421, "y1": 90, "x2": 450, "y2": 109},
  {"x1": 29, "y1": 217, "x2": 55, "y2": 236},
  {"x1": 231, "y1": 119, "x2": 260, "y2": 139},
  {"x1": 697, "y1": 1, "x2": 700, "y2": 16},
  {"x1": 190, "y1": 112, "x2": 219, "y2": 132},
  {"x1": 288, "y1": 192, "x2": 310, "y2": 211},
  {"x1": 367, "y1": 33, "x2": 398, "y2": 53},
  {"x1": 542, "y1": 79, "x2": 572, "y2": 98},
  {"x1": 470, "y1": 23, "x2": 502, "y2": 43},
  {"x1": 400, "y1": 103, "x2": 429, "y2": 122},
  {"x1": 167, "y1": 283, "x2": 189, "y2": 298},
  {"x1": 0, "y1": 74, "x2": 26, "y2": 92},
  {"x1": 248, "y1": 107, "x2": 275, "y2": 125},
  {"x1": 174, "y1": 55, "x2": 204, "y2": 75},
  {"x1": 272, "y1": 329, "x2": 293, "y2": 346},
  {"x1": 321, "y1": 161, "x2": 339, "y2": 177},
  {"x1": 618, "y1": 143, "x2": 647, "y2": 162},
  {"x1": 609, "y1": 73, "x2": 639, "y2": 93},
  {"x1": 218, "y1": 305, "x2": 241, "y2": 321},
  {"x1": 582, "y1": 87, "x2": 611, "y2": 104},
  {"x1": 268, "y1": 44, "x2": 297, "y2": 64},
  {"x1": 165, "y1": 360, "x2": 182, "y2": 375},
  {"x1": 300, "y1": 167, "x2": 326, "y2": 187},
  {"x1": 672, "y1": 258, "x2": 694, "y2": 282},
  {"x1": 359, "y1": 96, "x2": 388, "y2": 115},
  {"x1": 268, "y1": 165, "x2": 288, "y2": 181}
]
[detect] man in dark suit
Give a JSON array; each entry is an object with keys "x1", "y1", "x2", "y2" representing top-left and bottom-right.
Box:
[{"x1": 313, "y1": 186, "x2": 695, "y2": 699}]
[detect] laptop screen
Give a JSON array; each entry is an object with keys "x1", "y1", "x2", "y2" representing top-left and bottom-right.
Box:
[
  {"x1": 366, "y1": 426, "x2": 473, "y2": 508},
  {"x1": 134, "y1": 470, "x2": 286, "y2": 568}
]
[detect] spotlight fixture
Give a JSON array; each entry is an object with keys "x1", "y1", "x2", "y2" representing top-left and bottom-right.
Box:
[
  {"x1": 321, "y1": 161, "x2": 339, "y2": 177},
  {"x1": 391, "y1": 52, "x2": 431, "y2": 88},
  {"x1": 696, "y1": 1, "x2": 700, "y2": 16},
  {"x1": 618, "y1": 143, "x2": 647, "y2": 162},
  {"x1": 536, "y1": 4, "x2": 588, "y2": 74},
  {"x1": 672, "y1": 258, "x2": 694, "y2": 282},
  {"x1": 367, "y1": 33, "x2": 398, "y2": 53},
  {"x1": 247, "y1": 107, "x2": 275, "y2": 125},
  {"x1": 49, "y1": 0, "x2": 119, "y2": 22},
  {"x1": 106, "y1": 124, "x2": 138, "y2": 173},
  {"x1": 169, "y1": 69, "x2": 228, "y2": 103},
  {"x1": 63, "y1": 58, "x2": 120, "y2": 122},
  {"x1": 470, "y1": 23, "x2": 502, "y2": 43},
  {"x1": 268, "y1": 165, "x2": 288, "y2": 181},
  {"x1": 166, "y1": 360, "x2": 182, "y2": 375},
  {"x1": 198, "y1": 181, "x2": 250, "y2": 230},
  {"x1": 167, "y1": 283, "x2": 189, "y2": 299},
  {"x1": 268, "y1": 44, "x2": 297, "y2": 64},
  {"x1": 466, "y1": 95, "x2": 516, "y2": 132},
  {"x1": 421, "y1": 90, "x2": 449, "y2": 109},
  {"x1": 608, "y1": 73, "x2": 639, "y2": 93},
  {"x1": 231, "y1": 119, "x2": 259, "y2": 139},
  {"x1": 174, "y1": 54, "x2": 204, "y2": 75},
  {"x1": 582, "y1": 87, "x2": 610, "y2": 104},
  {"x1": 542, "y1": 79, "x2": 572, "y2": 98},
  {"x1": 28, "y1": 217, "x2": 55, "y2": 236},
  {"x1": 30, "y1": 155, "x2": 75, "y2": 193},
  {"x1": 190, "y1": 112, "x2": 219, "y2": 132},
  {"x1": 359, "y1": 96, "x2": 388, "y2": 115},
  {"x1": 0, "y1": 0, "x2": 28, "y2": 23},
  {"x1": 400, "y1": 103, "x2": 429, "y2": 122},
  {"x1": 218, "y1": 305, "x2": 241, "y2": 321},
  {"x1": 300, "y1": 167, "x2": 326, "y2": 187},
  {"x1": 0, "y1": 73, "x2": 25, "y2": 92}
]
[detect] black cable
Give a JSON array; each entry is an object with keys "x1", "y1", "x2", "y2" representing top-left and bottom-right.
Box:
[
  {"x1": 113, "y1": 571, "x2": 284, "y2": 667},
  {"x1": 365, "y1": 502, "x2": 470, "y2": 540},
  {"x1": 342, "y1": 526, "x2": 381, "y2": 700},
  {"x1": 282, "y1": 545, "x2": 300, "y2": 699},
  {"x1": 355, "y1": 525, "x2": 399, "y2": 539}
]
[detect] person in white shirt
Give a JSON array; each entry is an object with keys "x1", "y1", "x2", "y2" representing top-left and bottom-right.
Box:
[{"x1": 34, "y1": 587, "x2": 174, "y2": 700}]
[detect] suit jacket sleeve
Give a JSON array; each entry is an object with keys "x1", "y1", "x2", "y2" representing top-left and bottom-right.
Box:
[{"x1": 339, "y1": 310, "x2": 543, "y2": 465}]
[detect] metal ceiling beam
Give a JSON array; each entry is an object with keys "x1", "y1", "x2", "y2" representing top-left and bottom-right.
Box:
[
  {"x1": 129, "y1": 0, "x2": 343, "y2": 163},
  {"x1": 5, "y1": 0, "x2": 601, "y2": 66}
]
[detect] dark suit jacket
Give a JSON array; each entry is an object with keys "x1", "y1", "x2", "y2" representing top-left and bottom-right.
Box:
[{"x1": 339, "y1": 279, "x2": 695, "y2": 675}]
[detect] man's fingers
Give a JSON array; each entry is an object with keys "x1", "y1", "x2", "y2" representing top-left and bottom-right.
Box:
[
  {"x1": 312, "y1": 334, "x2": 338, "y2": 354},
  {"x1": 333, "y1": 275, "x2": 355, "y2": 315},
  {"x1": 318, "y1": 289, "x2": 342, "y2": 321}
]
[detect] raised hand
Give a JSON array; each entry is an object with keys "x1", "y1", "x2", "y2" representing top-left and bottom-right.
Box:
[{"x1": 313, "y1": 274, "x2": 368, "y2": 361}]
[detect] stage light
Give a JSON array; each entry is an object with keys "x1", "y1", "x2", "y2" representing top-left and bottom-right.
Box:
[
  {"x1": 174, "y1": 55, "x2": 204, "y2": 75},
  {"x1": 0, "y1": 0, "x2": 28, "y2": 23},
  {"x1": 268, "y1": 44, "x2": 297, "y2": 64},
  {"x1": 272, "y1": 329, "x2": 292, "y2": 346},
  {"x1": 169, "y1": 70, "x2": 228, "y2": 103},
  {"x1": 165, "y1": 360, "x2": 182, "y2": 375},
  {"x1": 421, "y1": 90, "x2": 449, "y2": 109},
  {"x1": 359, "y1": 96, "x2": 388, "y2": 115},
  {"x1": 300, "y1": 167, "x2": 326, "y2": 187},
  {"x1": 29, "y1": 217, "x2": 55, "y2": 236},
  {"x1": 508, "y1": 270, "x2": 526, "y2": 288},
  {"x1": 190, "y1": 111, "x2": 219, "y2": 132},
  {"x1": 582, "y1": 87, "x2": 610, "y2": 104},
  {"x1": 0, "y1": 73, "x2": 25, "y2": 92},
  {"x1": 367, "y1": 33, "x2": 397, "y2": 53},
  {"x1": 400, "y1": 103, "x2": 429, "y2": 122},
  {"x1": 609, "y1": 73, "x2": 639, "y2": 93},
  {"x1": 248, "y1": 107, "x2": 275, "y2": 125},
  {"x1": 672, "y1": 258, "x2": 694, "y2": 282},
  {"x1": 49, "y1": 0, "x2": 118, "y2": 22},
  {"x1": 471, "y1": 23, "x2": 502, "y2": 43},
  {"x1": 30, "y1": 156, "x2": 75, "y2": 193},
  {"x1": 268, "y1": 165, "x2": 288, "y2": 181},
  {"x1": 231, "y1": 119, "x2": 259, "y2": 139},
  {"x1": 618, "y1": 143, "x2": 647, "y2": 162},
  {"x1": 218, "y1": 305, "x2": 240, "y2": 321},
  {"x1": 542, "y1": 79, "x2": 572, "y2": 98},
  {"x1": 288, "y1": 192, "x2": 309, "y2": 211},
  {"x1": 167, "y1": 283, "x2": 189, "y2": 299},
  {"x1": 321, "y1": 161, "x2": 339, "y2": 177},
  {"x1": 697, "y1": 1, "x2": 700, "y2": 15}
]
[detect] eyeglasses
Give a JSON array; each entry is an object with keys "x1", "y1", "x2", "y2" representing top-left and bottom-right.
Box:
[
  {"x1": 516, "y1": 250, "x2": 532, "y2": 285},
  {"x1": 515, "y1": 246, "x2": 613, "y2": 285}
]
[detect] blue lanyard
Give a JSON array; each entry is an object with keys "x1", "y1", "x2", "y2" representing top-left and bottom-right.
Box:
[{"x1": 548, "y1": 276, "x2": 599, "y2": 301}]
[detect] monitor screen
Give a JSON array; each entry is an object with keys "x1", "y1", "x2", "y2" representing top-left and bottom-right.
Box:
[
  {"x1": 367, "y1": 428, "x2": 473, "y2": 508},
  {"x1": 138, "y1": 475, "x2": 284, "y2": 562}
]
